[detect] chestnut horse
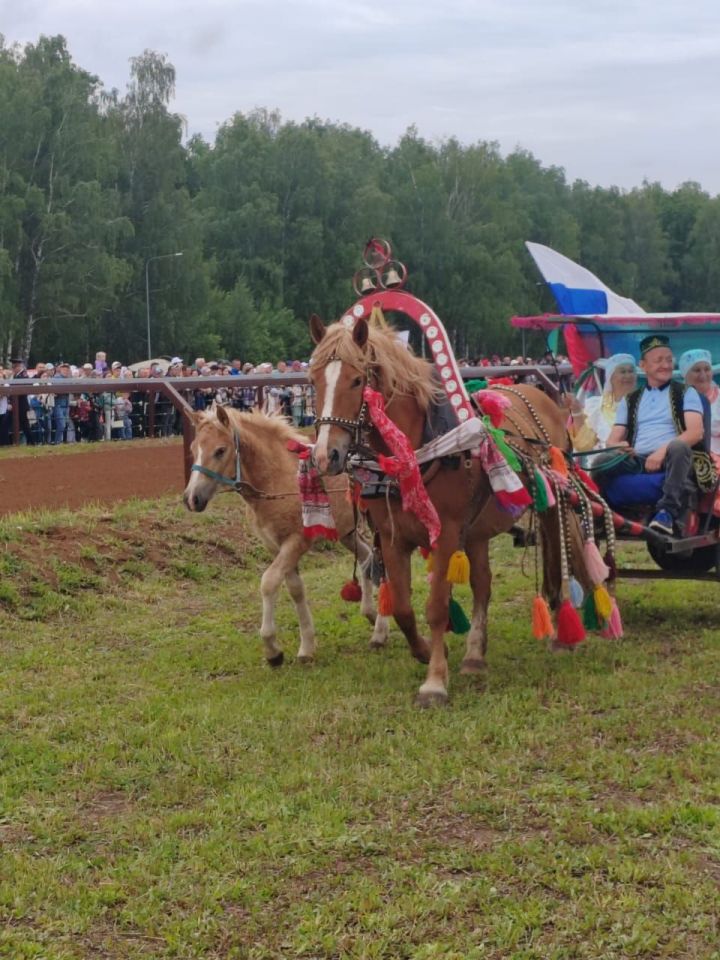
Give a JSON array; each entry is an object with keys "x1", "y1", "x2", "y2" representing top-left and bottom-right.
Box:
[
  {"x1": 183, "y1": 405, "x2": 390, "y2": 664},
  {"x1": 309, "y1": 314, "x2": 589, "y2": 706}
]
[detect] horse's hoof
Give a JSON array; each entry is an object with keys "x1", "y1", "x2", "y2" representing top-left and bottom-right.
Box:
[
  {"x1": 549, "y1": 640, "x2": 575, "y2": 654},
  {"x1": 415, "y1": 688, "x2": 449, "y2": 709},
  {"x1": 368, "y1": 639, "x2": 388, "y2": 650},
  {"x1": 297, "y1": 655, "x2": 315, "y2": 665},
  {"x1": 460, "y1": 658, "x2": 486, "y2": 675},
  {"x1": 267, "y1": 652, "x2": 284, "y2": 668}
]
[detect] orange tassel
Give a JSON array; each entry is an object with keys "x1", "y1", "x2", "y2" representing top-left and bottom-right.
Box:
[
  {"x1": 549, "y1": 445, "x2": 569, "y2": 477},
  {"x1": 378, "y1": 580, "x2": 394, "y2": 616},
  {"x1": 532, "y1": 595, "x2": 554, "y2": 640}
]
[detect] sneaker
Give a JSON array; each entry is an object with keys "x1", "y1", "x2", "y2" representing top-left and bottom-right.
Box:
[{"x1": 649, "y1": 509, "x2": 674, "y2": 535}]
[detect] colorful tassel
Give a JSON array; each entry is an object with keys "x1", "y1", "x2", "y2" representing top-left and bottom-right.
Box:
[
  {"x1": 593, "y1": 585, "x2": 613, "y2": 622},
  {"x1": 473, "y1": 390, "x2": 511, "y2": 428},
  {"x1": 604, "y1": 550, "x2": 617, "y2": 582},
  {"x1": 569, "y1": 576, "x2": 584, "y2": 609},
  {"x1": 576, "y1": 467, "x2": 599, "y2": 493},
  {"x1": 485, "y1": 422, "x2": 523, "y2": 471},
  {"x1": 533, "y1": 469, "x2": 549, "y2": 512},
  {"x1": 538, "y1": 469, "x2": 556, "y2": 508},
  {"x1": 601, "y1": 598, "x2": 624, "y2": 639},
  {"x1": 446, "y1": 550, "x2": 470, "y2": 585},
  {"x1": 549, "y1": 446, "x2": 569, "y2": 477},
  {"x1": 448, "y1": 596, "x2": 471, "y2": 634},
  {"x1": 532, "y1": 595, "x2": 554, "y2": 640},
  {"x1": 584, "y1": 540, "x2": 610, "y2": 585},
  {"x1": 378, "y1": 580, "x2": 394, "y2": 616},
  {"x1": 582, "y1": 592, "x2": 600, "y2": 630},
  {"x1": 340, "y1": 578, "x2": 362, "y2": 602},
  {"x1": 556, "y1": 599, "x2": 586, "y2": 646}
]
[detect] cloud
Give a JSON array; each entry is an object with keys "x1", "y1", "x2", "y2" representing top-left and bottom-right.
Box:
[{"x1": 4, "y1": 0, "x2": 720, "y2": 192}]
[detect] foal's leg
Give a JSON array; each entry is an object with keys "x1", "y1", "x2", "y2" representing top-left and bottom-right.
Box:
[
  {"x1": 260, "y1": 536, "x2": 309, "y2": 666},
  {"x1": 380, "y1": 534, "x2": 430, "y2": 664},
  {"x1": 460, "y1": 539, "x2": 491, "y2": 675},
  {"x1": 284, "y1": 566, "x2": 316, "y2": 663}
]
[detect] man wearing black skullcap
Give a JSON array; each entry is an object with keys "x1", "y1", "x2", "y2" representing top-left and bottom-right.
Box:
[{"x1": 594, "y1": 334, "x2": 714, "y2": 536}]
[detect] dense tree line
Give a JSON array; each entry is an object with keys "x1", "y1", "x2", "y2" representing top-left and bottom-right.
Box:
[{"x1": 2, "y1": 35, "x2": 720, "y2": 366}]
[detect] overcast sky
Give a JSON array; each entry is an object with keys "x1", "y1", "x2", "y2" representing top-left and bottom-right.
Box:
[{"x1": 5, "y1": 0, "x2": 720, "y2": 193}]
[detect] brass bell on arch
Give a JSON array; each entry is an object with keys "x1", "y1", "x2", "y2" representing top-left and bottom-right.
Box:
[
  {"x1": 381, "y1": 260, "x2": 406, "y2": 289},
  {"x1": 353, "y1": 268, "x2": 380, "y2": 297}
]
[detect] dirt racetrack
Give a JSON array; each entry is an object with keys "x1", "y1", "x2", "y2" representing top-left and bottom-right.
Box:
[{"x1": 0, "y1": 440, "x2": 185, "y2": 516}]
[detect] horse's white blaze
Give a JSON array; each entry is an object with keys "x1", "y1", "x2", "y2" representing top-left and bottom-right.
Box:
[{"x1": 315, "y1": 359, "x2": 342, "y2": 468}]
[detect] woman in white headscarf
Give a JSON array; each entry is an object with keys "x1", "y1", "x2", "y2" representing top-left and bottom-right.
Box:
[{"x1": 568, "y1": 353, "x2": 637, "y2": 453}]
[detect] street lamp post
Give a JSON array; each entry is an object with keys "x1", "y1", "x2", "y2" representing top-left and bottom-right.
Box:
[{"x1": 145, "y1": 252, "x2": 183, "y2": 361}]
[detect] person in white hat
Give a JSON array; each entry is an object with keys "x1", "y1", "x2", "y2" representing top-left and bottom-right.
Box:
[{"x1": 568, "y1": 353, "x2": 637, "y2": 454}]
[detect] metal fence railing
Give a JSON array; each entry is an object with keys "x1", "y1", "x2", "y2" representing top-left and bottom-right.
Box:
[{"x1": 0, "y1": 365, "x2": 572, "y2": 482}]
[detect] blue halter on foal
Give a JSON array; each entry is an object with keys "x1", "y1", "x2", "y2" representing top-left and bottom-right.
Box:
[{"x1": 190, "y1": 439, "x2": 244, "y2": 491}]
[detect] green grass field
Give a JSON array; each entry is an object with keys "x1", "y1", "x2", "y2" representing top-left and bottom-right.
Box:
[{"x1": 0, "y1": 496, "x2": 718, "y2": 959}]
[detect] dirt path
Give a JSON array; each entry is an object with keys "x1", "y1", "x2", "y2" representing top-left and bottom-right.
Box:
[{"x1": 0, "y1": 441, "x2": 185, "y2": 516}]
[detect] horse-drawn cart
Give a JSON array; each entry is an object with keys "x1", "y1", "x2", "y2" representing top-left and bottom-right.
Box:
[{"x1": 512, "y1": 305, "x2": 720, "y2": 580}]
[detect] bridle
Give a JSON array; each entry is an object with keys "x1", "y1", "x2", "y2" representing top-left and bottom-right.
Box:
[{"x1": 312, "y1": 351, "x2": 374, "y2": 451}]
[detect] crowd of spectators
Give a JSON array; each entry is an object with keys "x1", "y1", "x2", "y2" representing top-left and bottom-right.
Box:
[
  {"x1": 0, "y1": 348, "x2": 564, "y2": 448},
  {"x1": 0, "y1": 351, "x2": 315, "y2": 447}
]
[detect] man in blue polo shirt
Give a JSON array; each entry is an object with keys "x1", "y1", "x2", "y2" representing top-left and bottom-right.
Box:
[{"x1": 597, "y1": 334, "x2": 705, "y2": 535}]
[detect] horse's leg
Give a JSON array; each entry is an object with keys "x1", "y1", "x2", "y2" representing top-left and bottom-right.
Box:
[
  {"x1": 540, "y1": 506, "x2": 562, "y2": 611},
  {"x1": 460, "y1": 538, "x2": 491, "y2": 675},
  {"x1": 339, "y1": 532, "x2": 390, "y2": 648},
  {"x1": 284, "y1": 566, "x2": 316, "y2": 663},
  {"x1": 260, "y1": 537, "x2": 309, "y2": 666},
  {"x1": 417, "y1": 536, "x2": 455, "y2": 707},
  {"x1": 381, "y1": 534, "x2": 430, "y2": 664}
]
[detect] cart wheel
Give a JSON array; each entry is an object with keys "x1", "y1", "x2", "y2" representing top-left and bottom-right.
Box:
[{"x1": 647, "y1": 539, "x2": 717, "y2": 573}]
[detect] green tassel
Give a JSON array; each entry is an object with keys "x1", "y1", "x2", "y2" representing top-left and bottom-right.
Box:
[
  {"x1": 582, "y1": 592, "x2": 600, "y2": 630},
  {"x1": 485, "y1": 419, "x2": 522, "y2": 472},
  {"x1": 448, "y1": 596, "x2": 471, "y2": 634},
  {"x1": 533, "y1": 469, "x2": 549, "y2": 512}
]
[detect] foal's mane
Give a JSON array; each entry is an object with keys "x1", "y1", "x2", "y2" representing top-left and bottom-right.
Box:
[
  {"x1": 311, "y1": 321, "x2": 440, "y2": 411},
  {"x1": 197, "y1": 407, "x2": 305, "y2": 450}
]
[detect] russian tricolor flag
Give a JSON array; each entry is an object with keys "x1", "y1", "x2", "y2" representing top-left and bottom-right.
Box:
[{"x1": 526, "y1": 242, "x2": 646, "y2": 316}]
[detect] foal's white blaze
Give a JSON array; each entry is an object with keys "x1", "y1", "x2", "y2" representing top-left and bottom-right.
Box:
[
  {"x1": 314, "y1": 359, "x2": 342, "y2": 471},
  {"x1": 184, "y1": 430, "x2": 207, "y2": 505}
]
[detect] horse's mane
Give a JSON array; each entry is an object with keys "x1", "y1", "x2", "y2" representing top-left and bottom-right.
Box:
[{"x1": 311, "y1": 321, "x2": 440, "y2": 411}]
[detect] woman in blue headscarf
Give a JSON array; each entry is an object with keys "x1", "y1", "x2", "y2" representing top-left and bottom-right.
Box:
[
  {"x1": 680, "y1": 349, "x2": 719, "y2": 454},
  {"x1": 569, "y1": 353, "x2": 637, "y2": 453}
]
